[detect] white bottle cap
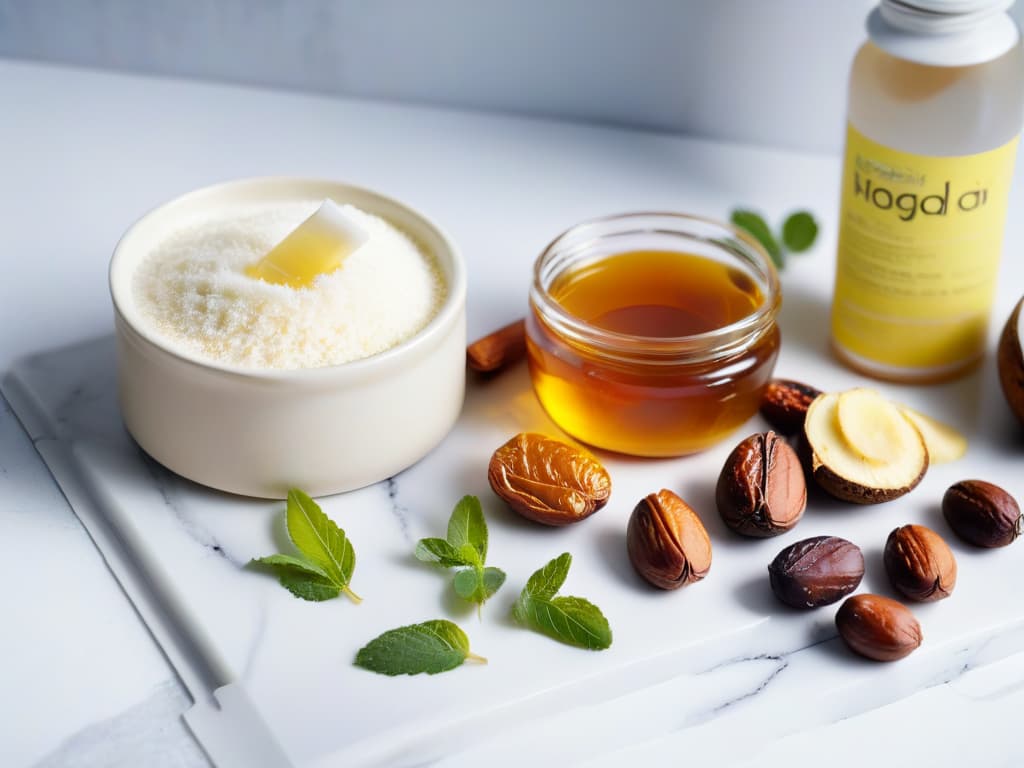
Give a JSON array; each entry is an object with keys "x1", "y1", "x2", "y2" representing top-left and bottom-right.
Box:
[{"x1": 869, "y1": 0, "x2": 1020, "y2": 65}]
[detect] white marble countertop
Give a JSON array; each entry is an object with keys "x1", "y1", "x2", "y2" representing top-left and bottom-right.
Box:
[{"x1": 4, "y1": 59, "x2": 1024, "y2": 767}]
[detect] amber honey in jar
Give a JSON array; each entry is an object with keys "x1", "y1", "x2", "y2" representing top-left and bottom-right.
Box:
[{"x1": 526, "y1": 213, "x2": 781, "y2": 457}]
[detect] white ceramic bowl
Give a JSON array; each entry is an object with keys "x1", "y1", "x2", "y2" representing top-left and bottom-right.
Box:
[{"x1": 109, "y1": 177, "x2": 466, "y2": 498}]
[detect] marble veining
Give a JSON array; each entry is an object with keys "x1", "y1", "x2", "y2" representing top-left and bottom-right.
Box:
[
  {"x1": 704, "y1": 653, "x2": 789, "y2": 717},
  {"x1": 143, "y1": 457, "x2": 249, "y2": 570},
  {"x1": 384, "y1": 475, "x2": 413, "y2": 544}
]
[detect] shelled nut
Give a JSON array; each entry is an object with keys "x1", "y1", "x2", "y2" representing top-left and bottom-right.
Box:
[{"x1": 716, "y1": 431, "x2": 806, "y2": 537}]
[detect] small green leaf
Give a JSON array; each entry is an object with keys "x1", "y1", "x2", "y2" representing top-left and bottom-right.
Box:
[
  {"x1": 249, "y1": 490, "x2": 360, "y2": 603},
  {"x1": 457, "y1": 543, "x2": 482, "y2": 568},
  {"x1": 781, "y1": 211, "x2": 819, "y2": 253},
  {"x1": 447, "y1": 495, "x2": 488, "y2": 562},
  {"x1": 452, "y1": 566, "x2": 507, "y2": 604},
  {"x1": 250, "y1": 555, "x2": 340, "y2": 602},
  {"x1": 481, "y1": 567, "x2": 506, "y2": 601},
  {"x1": 514, "y1": 554, "x2": 612, "y2": 650},
  {"x1": 354, "y1": 620, "x2": 485, "y2": 676},
  {"x1": 453, "y1": 568, "x2": 482, "y2": 601},
  {"x1": 731, "y1": 209, "x2": 783, "y2": 268},
  {"x1": 285, "y1": 489, "x2": 357, "y2": 593},
  {"x1": 415, "y1": 496, "x2": 505, "y2": 609},
  {"x1": 414, "y1": 538, "x2": 467, "y2": 568},
  {"x1": 523, "y1": 552, "x2": 571, "y2": 601},
  {"x1": 277, "y1": 569, "x2": 342, "y2": 602},
  {"x1": 251, "y1": 553, "x2": 331, "y2": 579}
]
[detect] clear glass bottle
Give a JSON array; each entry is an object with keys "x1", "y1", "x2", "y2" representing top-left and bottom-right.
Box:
[{"x1": 831, "y1": 0, "x2": 1024, "y2": 382}]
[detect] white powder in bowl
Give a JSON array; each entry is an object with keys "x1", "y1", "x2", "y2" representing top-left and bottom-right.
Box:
[{"x1": 132, "y1": 201, "x2": 446, "y2": 370}]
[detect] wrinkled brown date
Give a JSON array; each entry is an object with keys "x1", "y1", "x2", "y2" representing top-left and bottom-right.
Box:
[
  {"x1": 942, "y1": 479, "x2": 1022, "y2": 548},
  {"x1": 716, "y1": 431, "x2": 806, "y2": 537},
  {"x1": 488, "y1": 432, "x2": 611, "y2": 525},
  {"x1": 835, "y1": 594, "x2": 922, "y2": 662},
  {"x1": 768, "y1": 536, "x2": 864, "y2": 609},
  {"x1": 627, "y1": 489, "x2": 712, "y2": 590}
]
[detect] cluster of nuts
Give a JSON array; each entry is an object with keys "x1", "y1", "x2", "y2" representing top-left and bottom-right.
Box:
[{"x1": 485, "y1": 381, "x2": 1022, "y2": 663}]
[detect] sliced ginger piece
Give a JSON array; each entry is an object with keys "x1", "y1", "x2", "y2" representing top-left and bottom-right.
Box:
[
  {"x1": 836, "y1": 388, "x2": 911, "y2": 464},
  {"x1": 805, "y1": 392, "x2": 927, "y2": 504},
  {"x1": 246, "y1": 199, "x2": 368, "y2": 289},
  {"x1": 898, "y1": 407, "x2": 967, "y2": 464}
]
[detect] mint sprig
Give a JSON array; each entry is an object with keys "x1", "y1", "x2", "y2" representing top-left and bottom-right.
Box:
[
  {"x1": 730, "y1": 209, "x2": 819, "y2": 269},
  {"x1": 513, "y1": 553, "x2": 612, "y2": 650},
  {"x1": 250, "y1": 489, "x2": 361, "y2": 603},
  {"x1": 415, "y1": 496, "x2": 506, "y2": 609},
  {"x1": 354, "y1": 619, "x2": 486, "y2": 676}
]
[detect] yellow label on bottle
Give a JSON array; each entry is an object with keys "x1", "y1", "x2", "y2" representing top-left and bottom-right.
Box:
[{"x1": 831, "y1": 123, "x2": 1019, "y2": 373}]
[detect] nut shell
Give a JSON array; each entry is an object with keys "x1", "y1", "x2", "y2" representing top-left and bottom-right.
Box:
[
  {"x1": 488, "y1": 432, "x2": 611, "y2": 525},
  {"x1": 883, "y1": 524, "x2": 957, "y2": 602},
  {"x1": 716, "y1": 431, "x2": 806, "y2": 537},
  {"x1": 997, "y1": 297, "x2": 1024, "y2": 428},
  {"x1": 768, "y1": 536, "x2": 864, "y2": 609},
  {"x1": 760, "y1": 379, "x2": 823, "y2": 436},
  {"x1": 627, "y1": 489, "x2": 712, "y2": 590},
  {"x1": 835, "y1": 594, "x2": 922, "y2": 662},
  {"x1": 943, "y1": 479, "x2": 1021, "y2": 548}
]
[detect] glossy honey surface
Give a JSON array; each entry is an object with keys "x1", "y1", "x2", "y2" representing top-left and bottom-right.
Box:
[{"x1": 527, "y1": 249, "x2": 779, "y2": 456}]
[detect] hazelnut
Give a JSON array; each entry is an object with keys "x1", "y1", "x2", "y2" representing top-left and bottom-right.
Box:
[
  {"x1": 760, "y1": 379, "x2": 823, "y2": 436},
  {"x1": 768, "y1": 536, "x2": 864, "y2": 609},
  {"x1": 942, "y1": 479, "x2": 1021, "y2": 548},
  {"x1": 883, "y1": 524, "x2": 957, "y2": 602},
  {"x1": 716, "y1": 431, "x2": 806, "y2": 537},
  {"x1": 835, "y1": 594, "x2": 922, "y2": 662},
  {"x1": 488, "y1": 433, "x2": 611, "y2": 526},
  {"x1": 627, "y1": 489, "x2": 711, "y2": 590}
]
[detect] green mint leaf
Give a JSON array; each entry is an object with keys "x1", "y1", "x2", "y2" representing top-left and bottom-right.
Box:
[
  {"x1": 452, "y1": 566, "x2": 507, "y2": 604},
  {"x1": 453, "y1": 568, "x2": 482, "y2": 601},
  {"x1": 251, "y1": 553, "x2": 331, "y2": 579},
  {"x1": 781, "y1": 211, "x2": 819, "y2": 253},
  {"x1": 276, "y1": 569, "x2": 342, "y2": 602},
  {"x1": 416, "y1": 496, "x2": 504, "y2": 607},
  {"x1": 514, "y1": 554, "x2": 612, "y2": 650},
  {"x1": 285, "y1": 488, "x2": 359, "y2": 602},
  {"x1": 481, "y1": 567, "x2": 507, "y2": 601},
  {"x1": 731, "y1": 209, "x2": 783, "y2": 268},
  {"x1": 250, "y1": 554, "x2": 342, "y2": 602},
  {"x1": 414, "y1": 538, "x2": 469, "y2": 568},
  {"x1": 447, "y1": 495, "x2": 488, "y2": 563},
  {"x1": 457, "y1": 543, "x2": 483, "y2": 568},
  {"x1": 354, "y1": 619, "x2": 486, "y2": 676},
  {"x1": 523, "y1": 551, "x2": 571, "y2": 601},
  {"x1": 514, "y1": 593, "x2": 613, "y2": 650}
]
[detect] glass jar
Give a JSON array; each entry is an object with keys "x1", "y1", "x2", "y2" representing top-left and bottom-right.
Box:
[{"x1": 526, "y1": 213, "x2": 781, "y2": 457}]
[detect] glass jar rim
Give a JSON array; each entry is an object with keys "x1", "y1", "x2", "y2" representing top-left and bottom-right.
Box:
[{"x1": 529, "y1": 212, "x2": 782, "y2": 363}]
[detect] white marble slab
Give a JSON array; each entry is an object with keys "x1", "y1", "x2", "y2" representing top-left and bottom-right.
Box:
[{"x1": 7, "y1": 236, "x2": 1024, "y2": 765}]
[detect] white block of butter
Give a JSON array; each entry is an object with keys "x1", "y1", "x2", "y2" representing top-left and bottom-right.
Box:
[{"x1": 246, "y1": 199, "x2": 370, "y2": 288}]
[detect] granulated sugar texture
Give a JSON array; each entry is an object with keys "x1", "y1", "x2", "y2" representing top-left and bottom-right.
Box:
[{"x1": 133, "y1": 201, "x2": 446, "y2": 369}]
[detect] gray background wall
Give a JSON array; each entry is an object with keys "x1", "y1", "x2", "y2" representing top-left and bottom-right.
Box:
[{"x1": 2, "y1": 1, "x2": 1023, "y2": 152}]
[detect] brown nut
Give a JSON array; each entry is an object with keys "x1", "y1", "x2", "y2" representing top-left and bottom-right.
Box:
[
  {"x1": 768, "y1": 536, "x2": 864, "y2": 609},
  {"x1": 627, "y1": 489, "x2": 711, "y2": 589},
  {"x1": 488, "y1": 432, "x2": 611, "y2": 526},
  {"x1": 835, "y1": 594, "x2": 922, "y2": 661},
  {"x1": 760, "y1": 379, "x2": 823, "y2": 435},
  {"x1": 942, "y1": 479, "x2": 1021, "y2": 548},
  {"x1": 883, "y1": 524, "x2": 957, "y2": 602},
  {"x1": 716, "y1": 431, "x2": 806, "y2": 537}
]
